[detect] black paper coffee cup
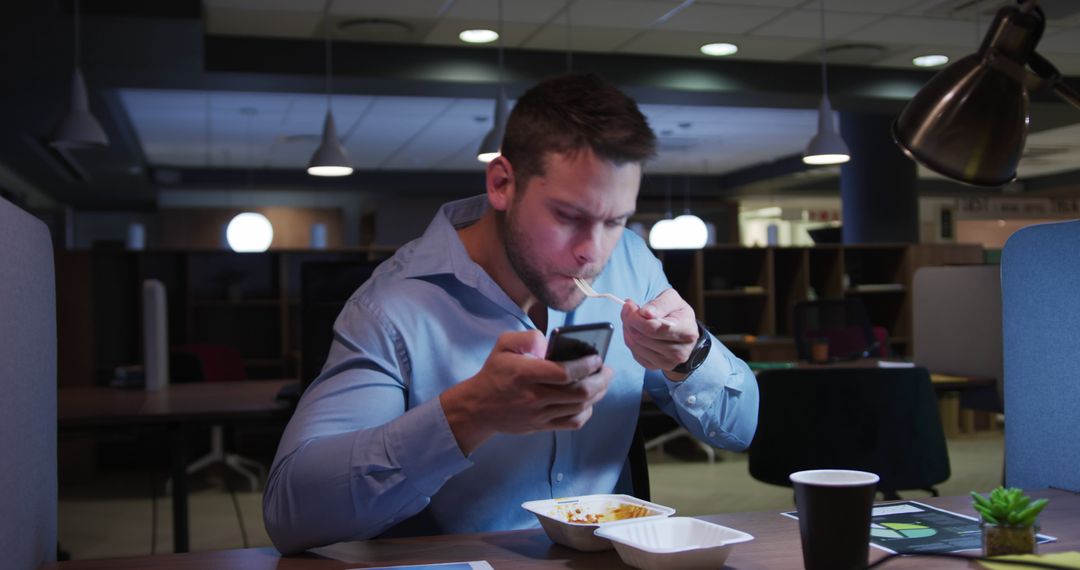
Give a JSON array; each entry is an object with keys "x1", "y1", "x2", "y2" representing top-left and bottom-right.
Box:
[{"x1": 790, "y1": 469, "x2": 880, "y2": 570}]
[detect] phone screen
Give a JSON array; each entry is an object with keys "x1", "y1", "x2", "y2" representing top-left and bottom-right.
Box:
[{"x1": 545, "y1": 322, "x2": 614, "y2": 362}]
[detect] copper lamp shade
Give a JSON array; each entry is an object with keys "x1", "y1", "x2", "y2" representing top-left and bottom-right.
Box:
[
  {"x1": 893, "y1": 1, "x2": 1080, "y2": 187},
  {"x1": 892, "y1": 51, "x2": 1029, "y2": 187}
]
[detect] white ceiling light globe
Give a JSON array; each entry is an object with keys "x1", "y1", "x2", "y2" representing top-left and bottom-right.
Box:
[
  {"x1": 648, "y1": 219, "x2": 678, "y2": 249},
  {"x1": 672, "y1": 214, "x2": 708, "y2": 249},
  {"x1": 649, "y1": 215, "x2": 709, "y2": 250},
  {"x1": 226, "y1": 212, "x2": 274, "y2": 252}
]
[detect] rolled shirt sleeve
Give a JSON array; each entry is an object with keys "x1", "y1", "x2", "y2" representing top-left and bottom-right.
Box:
[{"x1": 646, "y1": 332, "x2": 759, "y2": 452}]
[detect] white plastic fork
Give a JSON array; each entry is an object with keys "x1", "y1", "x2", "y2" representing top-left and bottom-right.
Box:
[
  {"x1": 573, "y1": 277, "x2": 674, "y2": 326},
  {"x1": 573, "y1": 277, "x2": 626, "y2": 306}
]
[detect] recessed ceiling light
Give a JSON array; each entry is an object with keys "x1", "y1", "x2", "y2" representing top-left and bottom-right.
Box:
[
  {"x1": 459, "y1": 29, "x2": 499, "y2": 44},
  {"x1": 700, "y1": 43, "x2": 738, "y2": 57},
  {"x1": 912, "y1": 54, "x2": 949, "y2": 68}
]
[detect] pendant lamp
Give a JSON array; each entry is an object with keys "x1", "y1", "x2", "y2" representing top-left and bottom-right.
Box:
[
  {"x1": 649, "y1": 178, "x2": 708, "y2": 250},
  {"x1": 52, "y1": 0, "x2": 108, "y2": 149},
  {"x1": 802, "y1": 0, "x2": 849, "y2": 166},
  {"x1": 477, "y1": 0, "x2": 507, "y2": 163},
  {"x1": 893, "y1": 0, "x2": 1080, "y2": 186},
  {"x1": 226, "y1": 212, "x2": 274, "y2": 252},
  {"x1": 308, "y1": 0, "x2": 353, "y2": 177}
]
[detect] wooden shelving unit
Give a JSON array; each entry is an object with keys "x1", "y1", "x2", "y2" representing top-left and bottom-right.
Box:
[
  {"x1": 657, "y1": 243, "x2": 983, "y2": 360},
  {"x1": 54, "y1": 243, "x2": 983, "y2": 386},
  {"x1": 55, "y1": 248, "x2": 392, "y2": 386}
]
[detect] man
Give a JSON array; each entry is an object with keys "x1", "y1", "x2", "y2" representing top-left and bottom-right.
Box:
[{"x1": 263, "y1": 73, "x2": 758, "y2": 554}]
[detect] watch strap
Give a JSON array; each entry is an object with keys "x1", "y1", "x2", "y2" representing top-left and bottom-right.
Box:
[{"x1": 671, "y1": 321, "x2": 710, "y2": 374}]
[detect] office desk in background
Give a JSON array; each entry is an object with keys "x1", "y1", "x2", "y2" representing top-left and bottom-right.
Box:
[
  {"x1": 43, "y1": 489, "x2": 1080, "y2": 570},
  {"x1": 749, "y1": 359, "x2": 998, "y2": 436},
  {"x1": 57, "y1": 380, "x2": 296, "y2": 554}
]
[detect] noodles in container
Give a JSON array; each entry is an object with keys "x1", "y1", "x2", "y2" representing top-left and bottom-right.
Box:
[{"x1": 521, "y1": 494, "x2": 675, "y2": 551}]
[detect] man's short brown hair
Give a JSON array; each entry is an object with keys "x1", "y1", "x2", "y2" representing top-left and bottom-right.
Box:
[{"x1": 500, "y1": 73, "x2": 657, "y2": 188}]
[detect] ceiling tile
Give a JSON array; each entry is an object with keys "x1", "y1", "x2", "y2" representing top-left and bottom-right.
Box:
[
  {"x1": 822, "y1": 0, "x2": 927, "y2": 15},
  {"x1": 844, "y1": 15, "x2": 984, "y2": 47},
  {"x1": 521, "y1": 25, "x2": 638, "y2": 52},
  {"x1": 696, "y1": 0, "x2": 804, "y2": 7},
  {"x1": 751, "y1": 10, "x2": 884, "y2": 40},
  {"x1": 333, "y1": 0, "x2": 449, "y2": 19},
  {"x1": 659, "y1": 4, "x2": 783, "y2": 34},
  {"x1": 569, "y1": 0, "x2": 683, "y2": 30},
  {"x1": 441, "y1": 0, "x2": 567, "y2": 23}
]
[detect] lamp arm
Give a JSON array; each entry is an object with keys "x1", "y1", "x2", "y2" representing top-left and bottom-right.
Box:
[
  {"x1": 1050, "y1": 80, "x2": 1080, "y2": 111},
  {"x1": 1028, "y1": 51, "x2": 1080, "y2": 111}
]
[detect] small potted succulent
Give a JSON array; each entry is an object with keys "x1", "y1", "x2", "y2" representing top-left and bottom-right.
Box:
[{"x1": 971, "y1": 487, "x2": 1048, "y2": 556}]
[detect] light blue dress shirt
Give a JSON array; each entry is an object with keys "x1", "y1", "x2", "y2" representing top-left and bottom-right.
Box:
[{"x1": 263, "y1": 195, "x2": 759, "y2": 553}]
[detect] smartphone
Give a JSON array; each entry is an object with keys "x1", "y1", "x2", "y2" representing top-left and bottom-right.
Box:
[{"x1": 545, "y1": 322, "x2": 615, "y2": 363}]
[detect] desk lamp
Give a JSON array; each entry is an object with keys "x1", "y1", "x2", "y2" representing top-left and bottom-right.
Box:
[{"x1": 892, "y1": 0, "x2": 1080, "y2": 186}]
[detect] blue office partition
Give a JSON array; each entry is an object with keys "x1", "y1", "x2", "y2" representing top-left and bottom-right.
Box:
[
  {"x1": 1001, "y1": 219, "x2": 1080, "y2": 492},
  {"x1": 0, "y1": 197, "x2": 57, "y2": 567}
]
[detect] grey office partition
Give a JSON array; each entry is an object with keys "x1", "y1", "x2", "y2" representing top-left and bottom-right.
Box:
[
  {"x1": 0, "y1": 197, "x2": 58, "y2": 566},
  {"x1": 913, "y1": 265, "x2": 1003, "y2": 410},
  {"x1": 1001, "y1": 219, "x2": 1080, "y2": 491}
]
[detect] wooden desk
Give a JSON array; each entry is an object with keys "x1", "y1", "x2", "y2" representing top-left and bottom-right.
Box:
[
  {"x1": 44, "y1": 489, "x2": 1080, "y2": 569},
  {"x1": 58, "y1": 380, "x2": 296, "y2": 554}
]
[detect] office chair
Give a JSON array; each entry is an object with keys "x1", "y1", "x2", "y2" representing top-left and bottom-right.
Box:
[
  {"x1": 792, "y1": 298, "x2": 883, "y2": 361},
  {"x1": 748, "y1": 367, "x2": 950, "y2": 500},
  {"x1": 300, "y1": 260, "x2": 378, "y2": 392},
  {"x1": 0, "y1": 197, "x2": 58, "y2": 568},
  {"x1": 168, "y1": 343, "x2": 265, "y2": 492}
]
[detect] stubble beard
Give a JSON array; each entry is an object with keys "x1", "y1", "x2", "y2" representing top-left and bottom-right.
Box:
[{"x1": 498, "y1": 208, "x2": 582, "y2": 312}]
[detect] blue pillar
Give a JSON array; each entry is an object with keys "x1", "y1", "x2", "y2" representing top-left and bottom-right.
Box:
[{"x1": 839, "y1": 112, "x2": 918, "y2": 244}]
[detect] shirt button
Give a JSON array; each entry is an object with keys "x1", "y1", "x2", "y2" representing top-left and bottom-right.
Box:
[
  {"x1": 686, "y1": 395, "x2": 697, "y2": 406},
  {"x1": 708, "y1": 431, "x2": 716, "y2": 438},
  {"x1": 556, "y1": 473, "x2": 564, "y2": 483}
]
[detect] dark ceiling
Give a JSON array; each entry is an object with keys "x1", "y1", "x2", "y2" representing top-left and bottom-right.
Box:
[{"x1": 4, "y1": 0, "x2": 1079, "y2": 212}]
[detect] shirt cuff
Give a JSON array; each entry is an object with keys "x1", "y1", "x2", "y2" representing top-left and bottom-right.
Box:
[{"x1": 384, "y1": 397, "x2": 473, "y2": 497}]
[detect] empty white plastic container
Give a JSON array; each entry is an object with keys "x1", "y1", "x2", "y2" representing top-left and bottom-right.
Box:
[{"x1": 593, "y1": 516, "x2": 754, "y2": 569}]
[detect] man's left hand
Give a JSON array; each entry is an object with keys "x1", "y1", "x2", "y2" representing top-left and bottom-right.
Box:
[{"x1": 620, "y1": 288, "x2": 699, "y2": 380}]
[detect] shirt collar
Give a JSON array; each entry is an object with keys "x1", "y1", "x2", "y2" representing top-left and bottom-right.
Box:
[{"x1": 402, "y1": 195, "x2": 489, "y2": 288}]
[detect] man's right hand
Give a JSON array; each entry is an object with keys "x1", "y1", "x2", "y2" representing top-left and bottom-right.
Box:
[{"x1": 440, "y1": 329, "x2": 613, "y2": 455}]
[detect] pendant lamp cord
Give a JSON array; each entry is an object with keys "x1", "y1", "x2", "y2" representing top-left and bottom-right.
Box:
[
  {"x1": 682, "y1": 176, "x2": 691, "y2": 214},
  {"x1": 323, "y1": 0, "x2": 334, "y2": 110},
  {"x1": 497, "y1": 0, "x2": 504, "y2": 85},
  {"x1": 819, "y1": 0, "x2": 828, "y2": 98},
  {"x1": 73, "y1": 0, "x2": 81, "y2": 70},
  {"x1": 664, "y1": 179, "x2": 673, "y2": 218}
]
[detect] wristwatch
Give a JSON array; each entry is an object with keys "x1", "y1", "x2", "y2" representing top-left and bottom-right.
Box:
[{"x1": 671, "y1": 321, "x2": 711, "y2": 374}]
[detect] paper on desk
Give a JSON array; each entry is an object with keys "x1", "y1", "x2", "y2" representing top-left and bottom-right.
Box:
[
  {"x1": 346, "y1": 564, "x2": 492, "y2": 570},
  {"x1": 311, "y1": 542, "x2": 493, "y2": 570},
  {"x1": 782, "y1": 501, "x2": 1056, "y2": 554},
  {"x1": 345, "y1": 564, "x2": 492, "y2": 570},
  {"x1": 977, "y1": 551, "x2": 1080, "y2": 570}
]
